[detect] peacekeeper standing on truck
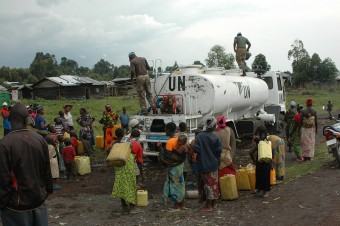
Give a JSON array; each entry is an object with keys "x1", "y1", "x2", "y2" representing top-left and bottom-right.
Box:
[
  {"x1": 129, "y1": 52, "x2": 155, "y2": 115},
  {"x1": 233, "y1": 32, "x2": 251, "y2": 76}
]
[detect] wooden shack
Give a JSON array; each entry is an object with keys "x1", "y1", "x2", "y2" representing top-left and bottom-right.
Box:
[
  {"x1": 32, "y1": 75, "x2": 105, "y2": 100},
  {"x1": 110, "y1": 77, "x2": 135, "y2": 96}
]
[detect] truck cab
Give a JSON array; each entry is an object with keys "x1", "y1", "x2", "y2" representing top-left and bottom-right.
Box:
[{"x1": 262, "y1": 71, "x2": 286, "y2": 113}]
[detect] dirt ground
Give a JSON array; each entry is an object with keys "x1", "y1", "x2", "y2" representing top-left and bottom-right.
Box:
[
  {"x1": 41, "y1": 115, "x2": 340, "y2": 226},
  {"x1": 0, "y1": 116, "x2": 336, "y2": 225}
]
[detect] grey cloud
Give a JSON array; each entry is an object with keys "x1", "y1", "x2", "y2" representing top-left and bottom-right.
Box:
[{"x1": 36, "y1": 0, "x2": 68, "y2": 7}]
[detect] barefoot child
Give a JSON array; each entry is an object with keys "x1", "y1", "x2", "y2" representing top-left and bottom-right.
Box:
[{"x1": 62, "y1": 137, "x2": 77, "y2": 182}]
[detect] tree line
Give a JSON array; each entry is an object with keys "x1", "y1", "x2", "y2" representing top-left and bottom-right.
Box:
[
  {"x1": 287, "y1": 39, "x2": 338, "y2": 86},
  {"x1": 0, "y1": 52, "x2": 131, "y2": 85},
  {"x1": 0, "y1": 39, "x2": 338, "y2": 87}
]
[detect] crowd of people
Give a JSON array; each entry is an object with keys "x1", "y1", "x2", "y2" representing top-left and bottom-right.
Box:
[
  {"x1": 0, "y1": 101, "x2": 139, "y2": 224},
  {"x1": 0, "y1": 94, "x2": 320, "y2": 224}
]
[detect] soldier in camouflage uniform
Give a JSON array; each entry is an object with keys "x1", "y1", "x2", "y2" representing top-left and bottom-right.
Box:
[
  {"x1": 233, "y1": 32, "x2": 251, "y2": 76},
  {"x1": 284, "y1": 101, "x2": 297, "y2": 144},
  {"x1": 129, "y1": 52, "x2": 154, "y2": 115}
]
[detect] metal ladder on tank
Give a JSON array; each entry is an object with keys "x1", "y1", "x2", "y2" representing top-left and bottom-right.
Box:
[{"x1": 184, "y1": 94, "x2": 202, "y2": 133}]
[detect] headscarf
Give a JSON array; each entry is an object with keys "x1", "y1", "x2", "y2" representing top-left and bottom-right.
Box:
[
  {"x1": 206, "y1": 116, "x2": 217, "y2": 131},
  {"x1": 36, "y1": 105, "x2": 43, "y2": 113},
  {"x1": 306, "y1": 98, "x2": 313, "y2": 107},
  {"x1": 216, "y1": 115, "x2": 227, "y2": 132}
]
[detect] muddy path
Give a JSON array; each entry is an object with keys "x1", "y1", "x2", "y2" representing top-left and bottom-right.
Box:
[{"x1": 46, "y1": 163, "x2": 340, "y2": 226}]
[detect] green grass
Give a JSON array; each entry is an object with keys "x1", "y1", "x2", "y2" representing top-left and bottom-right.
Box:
[
  {"x1": 285, "y1": 143, "x2": 333, "y2": 182},
  {"x1": 19, "y1": 95, "x2": 140, "y2": 135},
  {"x1": 286, "y1": 86, "x2": 340, "y2": 113}
]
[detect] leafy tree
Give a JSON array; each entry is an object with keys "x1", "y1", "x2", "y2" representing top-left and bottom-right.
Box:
[
  {"x1": 205, "y1": 45, "x2": 235, "y2": 69},
  {"x1": 77, "y1": 66, "x2": 91, "y2": 75},
  {"x1": 308, "y1": 53, "x2": 322, "y2": 81},
  {"x1": 60, "y1": 57, "x2": 79, "y2": 74},
  {"x1": 27, "y1": 74, "x2": 38, "y2": 84},
  {"x1": 288, "y1": 39, "x2": 311, "y2": 76},
  {"x1": 288, "y1": 39, "x2": 309, "y2": 62},
  {"x1": 116, "y1": 65, "x2": 130, "y2": 78},
  {"x1": 288, "y1": 40, "x2": 338, "y2": 86},
  {"x1": 0, "y1": 66, "x2": 12, "y2": 81},
  {"x1": 29, "y1": 52, "x2": 59, "y2": 79},
  {"x1": 11, "y1": 70, "x2": 23, "y2": 83},
  {"x1": 93, "y1": 59, "x2": 114, "y2": 76},
  {"x1": 251, "y1": 54, "x2": 271, "y2": 71},
  {"x1": 318, "y1": 58, "x2": 338, "y2": 83}
]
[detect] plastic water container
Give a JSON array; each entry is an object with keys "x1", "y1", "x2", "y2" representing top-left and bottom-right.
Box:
[
  {"x1": 220, "y1": 174, "x2": 238, "y2": 200},
  {"x1": 247, "y1": 170, "x2": 256, "y2": 193},
  {"x1": 258, "y1": 140, "x2": 272, "y2": 162},
  {"x1": 270, "y1": 169, "x2": 276, "y2": 186},
  {"x1": 78, "y1": 141, "x2": 84, "y2": 154},
  {"x1": 185, "y1": 190, "x2": 199, "y2": 199},
  {"x1": 236, "y1": 168, "x2": 251, "y2": 191},
  {"x1": 137, "y1": 190, "x2": 148, "y2": 207},
  {"x1": 75, "y1": 156, "x2": 91, "y2": 176},
  {"x1": 95, "y1": 136, "x2": 104, "y2": 149}
]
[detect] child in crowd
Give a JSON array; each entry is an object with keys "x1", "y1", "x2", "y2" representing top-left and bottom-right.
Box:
[
  {"x1": 62, "y1": 137, "x2": 78, "y2": 182},
  {"x1": 70, "y1": 130, "x2": 79, "y2": 154},
  {"x1": 120, "y1": 107, "x2": 130, "y2": 135},
  {"x1": 189, "y1": 129, "x2": 204, "y2": 201},
  {"x1": 58, "y1": 110, "x2": 69, "y2": 132},
  {"x1": 177, "y1": 135, "x2": 188, "y2": 154},
  {"x1": 79, "y1": 120, "x2": 91, "y2": 141},
  {"x1": 81, "y1": 133, "x2": 94, "y2": 157},
  {"x1": 178, "y1": 122, "x2": 190, "y2": 182},
  {"x1": 57, "y1": 135, "x2": 67, "y2": 179},
  {"x1": 48, "y1": 125, "x2": 59, "y2": 145},
  {"x1": 46, "y1": 135, "x2": 62, "y2": 190},
  {"x1": 54, "y1": 117, "x2": 64, "y2": 137}
]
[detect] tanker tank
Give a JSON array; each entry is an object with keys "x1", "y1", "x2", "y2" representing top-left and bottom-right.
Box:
[{"x1": 153, "y1": 67, "x2": 269, "y2": 123}]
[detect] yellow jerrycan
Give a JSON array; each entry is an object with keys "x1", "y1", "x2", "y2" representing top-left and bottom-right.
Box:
[
  {"x1": 220, "y1": 174, "x2": 238, "y2": 200},
  {"x1": 236, "y1": 168, "x2": 251, "y2": 191},
  {"x1": 136, "y1": 190, "x2": 148, "y2": 207},
  {"x1": 95, "y1": 135, "x2": 104, "y2": 149}
]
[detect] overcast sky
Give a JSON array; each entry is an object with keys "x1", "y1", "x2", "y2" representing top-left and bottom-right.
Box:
[{"x1": 1, "y1": 0, "x2": 339, "y2": 72}]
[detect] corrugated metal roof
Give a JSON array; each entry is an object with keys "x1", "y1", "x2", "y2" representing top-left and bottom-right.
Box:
[
  {"x1": 59, "y1": 75, "x2": 82, "y2": 84},
  {"x1": 39, "y1": 76, "x2": 105, "y2": 86},
  {"x1": 77, "y1": 76, "x2": 104, "y2": 85},
  {"x1": 0, "y1": 85, "x2": 7, "y2": 91},
  {"x1": 47, "y1": 77, "x2": 76, "y2": 86},
  {"x1": 112, "y1": 77, "x2": 130, "y2": 82}
]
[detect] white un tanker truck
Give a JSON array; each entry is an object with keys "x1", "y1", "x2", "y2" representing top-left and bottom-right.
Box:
[{"x1": 133, "y1": 65, "x2": 286, "y2": 156}]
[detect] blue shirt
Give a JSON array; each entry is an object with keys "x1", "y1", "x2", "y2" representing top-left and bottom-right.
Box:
[
  {"x1": 120, "y1": 114, "x2": 130, "y2": 127},
  {"x1": 3, "y1": 118, "x2": 11, "y2": 130},
  {"x1": 193, "y1": 131, "x2": 222, "y2": 173},
  {"x1": 35, "y1": 115, "x2": 47, "y2": 130}
]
